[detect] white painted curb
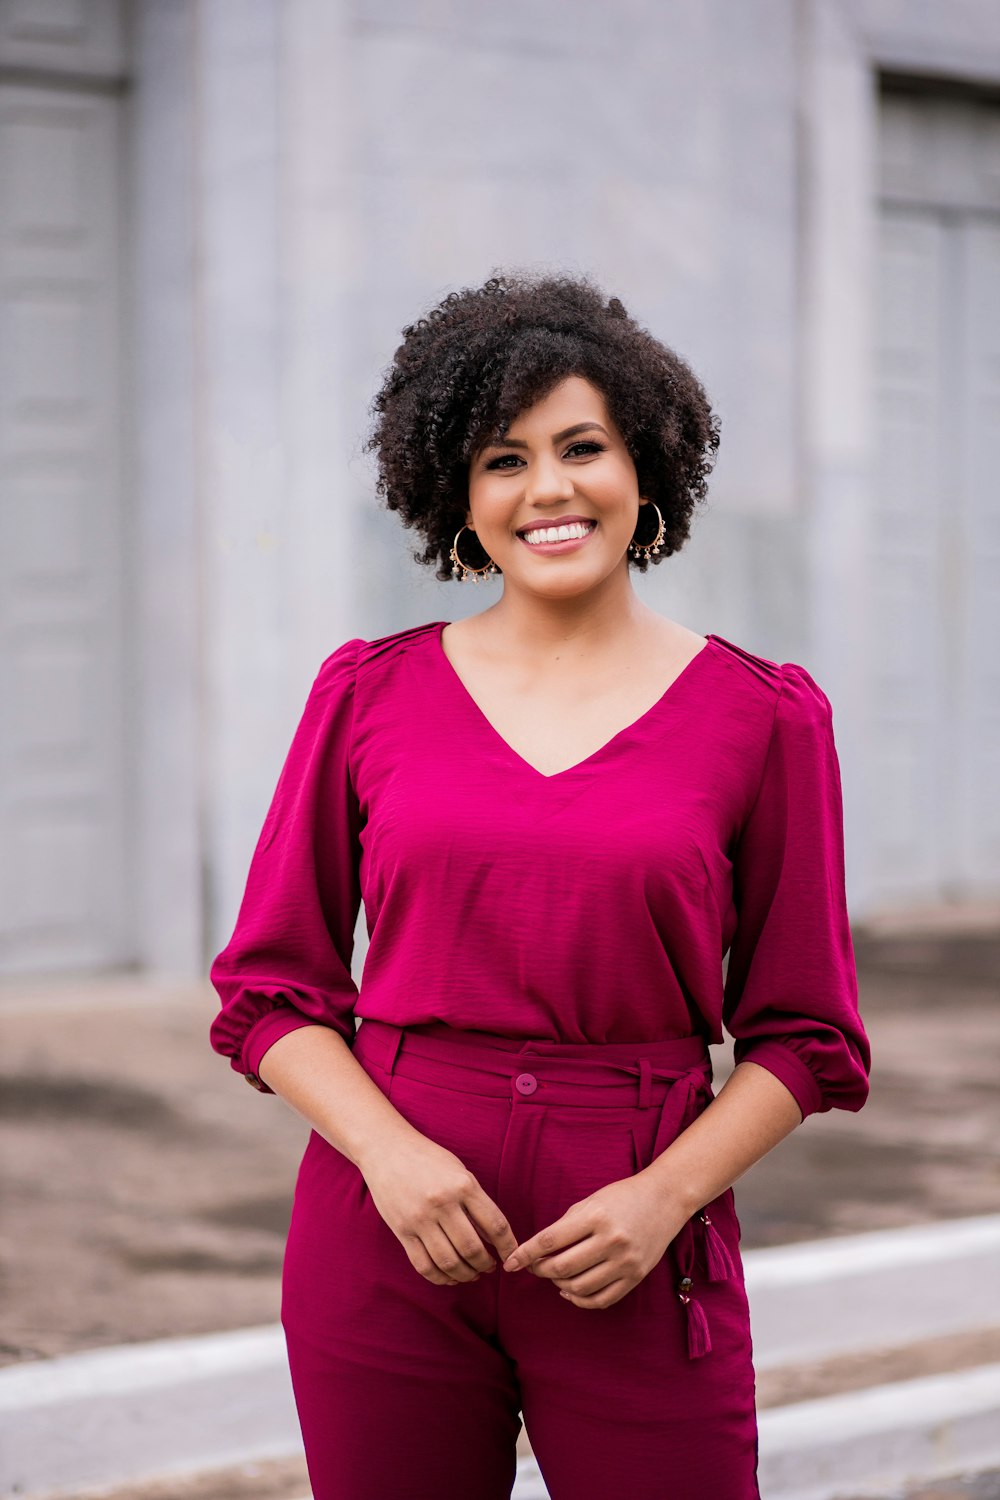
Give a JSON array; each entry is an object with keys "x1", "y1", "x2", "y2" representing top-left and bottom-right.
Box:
[
  {"x1": 745, "y1": 1213, "x2": 1000, "y2": 1369},
  {"x1": 0, "y1": 1325, "x2": 286, "y2": 1411},
  {"x1": 0, "y1": 1327, "x2": 296, "y2": 1497},
  {"x1": 757, "y1": 1362, "x2": 1000, "y2": 1499}
]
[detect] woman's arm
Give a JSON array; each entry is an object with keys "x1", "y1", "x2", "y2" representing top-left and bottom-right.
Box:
[
  {"x1": 259, "y1": 1025, "x2": 521, "y2": 1281},
  {"x1": 257, "y1": 1022, "x2": 419, "y2": 1169},
  {"x1": 500, "y1": 1060, "x2": 801, "y2": 1295},
  {"x1": 634, "y1": 1058, "x2": 803, "y2": 1218}
]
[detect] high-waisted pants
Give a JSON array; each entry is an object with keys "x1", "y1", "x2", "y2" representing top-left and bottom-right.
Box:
[{"x1": 280, "y1": 1018, "x2": 761, "y2": 1500}]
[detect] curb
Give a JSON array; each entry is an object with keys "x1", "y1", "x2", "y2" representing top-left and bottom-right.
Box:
[
  {"x1": 0, "y1": 1327, "x2": 294, "y2": 1498},
  {"x1": 745, "y1": 1214, "x2": 1000, "y2": 1369},
  {"x1": 756, "y1": 1362, "x2": 1000, "y2": 1499}
]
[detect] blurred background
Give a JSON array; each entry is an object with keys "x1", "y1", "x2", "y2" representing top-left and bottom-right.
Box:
[{"x1": 0, "y1": 2, "x2": 998, "y2": 1498}]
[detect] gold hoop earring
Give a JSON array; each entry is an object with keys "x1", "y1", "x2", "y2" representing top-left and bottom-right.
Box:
[
  {"x1": 629, "y1": 500, "x2": 666, "y2": 561},
  {"x1": 450, "y1": 524, "x2": 501, "y2": 584}
]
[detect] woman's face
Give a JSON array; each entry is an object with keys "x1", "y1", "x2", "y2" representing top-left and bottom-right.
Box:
[{"x1": 465, "y1": 375, "x2": 649, "y2": 598}]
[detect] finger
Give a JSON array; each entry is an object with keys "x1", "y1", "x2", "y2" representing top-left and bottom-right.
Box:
[
  {"x1": 402, "y1": 1235, "x2": 463, "y2": 1286},
  {"x1": 465, "y1": 1186, "x2": 519, "y2": 1263},
  {"x1": 503, "y1": 1215, "x2": 588, "y2": 1272},
  {"x1": 441, "y1": 1205, "x2": 499, "y2": 1274},
  {"x1": 560, "y1": 1277, "x2": 632, "y2": 1310},
  {"x1": 422, "y1": 1223, "x2": 483, "y2": 1283},
  {"x1": 530, "y1": 1239, "x2": 603, "y2": 1281},
  {"x1": 553, "y1": 1259, "x2": 619, "y2": 1296}
]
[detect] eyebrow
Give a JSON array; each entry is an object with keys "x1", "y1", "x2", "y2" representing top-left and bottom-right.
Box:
[{"x1": 481, "y1": 421, "x2": 610, "y2": 451}]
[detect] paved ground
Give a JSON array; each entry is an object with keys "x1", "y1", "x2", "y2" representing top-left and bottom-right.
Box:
[
  {"x1": 56, "y1": 1459, "x2": 1000, "y2": 1500},
  {"x1": 843, "y1": 1476, "x2": 1000, "y2": 1500}
]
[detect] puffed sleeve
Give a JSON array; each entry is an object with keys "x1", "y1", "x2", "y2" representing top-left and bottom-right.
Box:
[
  {"x1": 208, "y1": 637, "x2": 365, "y2": 1094},
  {"x1": 722, "y1": 662, "x2": 872, "y2": 1121}
]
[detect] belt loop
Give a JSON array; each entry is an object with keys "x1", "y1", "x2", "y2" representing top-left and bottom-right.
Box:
[
  {"x1": 384, "y1": 1025, "x2": 405, "y2": 1078},
  {"x1": 638, "y1": 1058, "x2": 653, "y2": 1109}
]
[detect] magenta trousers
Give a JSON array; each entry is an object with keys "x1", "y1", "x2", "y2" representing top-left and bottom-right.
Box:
[{"x1": 280, "y1": 1018, "x2": 761, "y2": 1500}]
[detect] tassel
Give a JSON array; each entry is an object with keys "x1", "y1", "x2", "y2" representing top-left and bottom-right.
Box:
[
  {"x1": 699, "y1": 1211, "x2": 735, "y2": 1282},
  {"x1": 678, "y1": 1278, "x2": 712, "y2": 1359}
]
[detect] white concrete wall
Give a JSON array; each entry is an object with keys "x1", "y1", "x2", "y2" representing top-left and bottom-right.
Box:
[
  {"x1": 131, "y1": 0, "x2": 365, "y2": 970},
  {"x1": 126, "y1": 0, "x2": 1000, "y2": 970},
  {"x1": 849, "y1": 0, "x2": 1000, "y2": 81},
  {"x1": 797, "y1": 0, "x2": 882, "y2": 910},
  {"x1": 129, "y1": 0, "x2": 202, "y2": 976},
  {"x1": 795, "y1": 0, "x2": 1000, "y2": 912}
]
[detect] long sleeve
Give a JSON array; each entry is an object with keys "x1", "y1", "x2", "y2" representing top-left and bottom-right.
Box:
[
  {"x1": 208, "y1": 637, "x2": 365, "y2": 1093},
  {"x1": 722, "y1": 662, "x2": 872, "y2": 1121}
]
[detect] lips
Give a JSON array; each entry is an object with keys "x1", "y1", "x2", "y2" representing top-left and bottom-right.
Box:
[
  {"x1": 516, "y1": 519, "x2": 599, "y2": 555},
  {"x1": 516, "y1": 516, "x2": 596, "y2": 536}
]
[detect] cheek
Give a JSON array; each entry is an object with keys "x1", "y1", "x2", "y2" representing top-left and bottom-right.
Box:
[{"x1": 466, "y1": 491, "x2": 516, "y2": 536}]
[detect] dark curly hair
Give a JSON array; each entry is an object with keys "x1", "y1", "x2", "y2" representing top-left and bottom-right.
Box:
[{"x1": 363, "y1": 269, "x2": 721, "y2": 582}]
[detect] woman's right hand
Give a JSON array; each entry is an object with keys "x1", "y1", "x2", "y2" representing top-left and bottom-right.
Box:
[{"x1": 360, "y1": 1130, "x2": 520, "y2": 1286}]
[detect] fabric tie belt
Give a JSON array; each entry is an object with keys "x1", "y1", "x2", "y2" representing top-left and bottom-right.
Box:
[
  {"x1": 355, "y1": 1019, "x2": 735, "y2": 1360},
  {"x1": 633, "y1": 1052, "x2": 737, "y2": 1359}
]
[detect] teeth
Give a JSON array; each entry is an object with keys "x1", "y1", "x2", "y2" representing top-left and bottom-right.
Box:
[{"x1": 522, "y1": 521, "x2": 594, "y2": 545}]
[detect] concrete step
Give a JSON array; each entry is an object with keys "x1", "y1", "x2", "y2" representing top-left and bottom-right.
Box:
[
  {"x1": 745, "y1": 1213, "x2": 1000, "y2": 1369},
  {"x1": 757, "y1": 1363, "x2": 1000, "y2": 1500}
]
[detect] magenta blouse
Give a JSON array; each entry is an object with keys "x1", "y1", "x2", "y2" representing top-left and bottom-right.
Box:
[{"x1": 209, "y1": 620, "x2": 871, "y2": 1120}]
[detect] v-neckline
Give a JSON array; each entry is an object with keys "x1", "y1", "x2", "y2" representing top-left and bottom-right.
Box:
[{"x1": 431, "y1": 619, "x2": 719, "y2": 782}]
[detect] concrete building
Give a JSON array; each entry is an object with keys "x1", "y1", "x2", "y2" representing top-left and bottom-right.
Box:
[{"x1": 1, "y1": 0, "x2": 998, "y2": 983}]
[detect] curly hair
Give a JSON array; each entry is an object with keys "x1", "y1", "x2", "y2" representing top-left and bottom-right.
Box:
[{"x1": 362, "y1": 269, "x2": 721, "y2": 582}]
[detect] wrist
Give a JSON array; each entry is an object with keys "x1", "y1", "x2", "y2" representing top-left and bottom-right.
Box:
[
  {"x1": 636, "y1": 1153, "x2": 704, "y2": 1222},
  {"x1": 350, "y1": 1113, "x2": 423, "y2": 1175}
]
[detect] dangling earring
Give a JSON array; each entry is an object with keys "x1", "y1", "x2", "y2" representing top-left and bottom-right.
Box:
[
  {"x1": 450, "y1": 524, "x2": 501, "y2": 584},
  {"x1": 629, "y1": 500, "x2": 666, "y2": 560}
]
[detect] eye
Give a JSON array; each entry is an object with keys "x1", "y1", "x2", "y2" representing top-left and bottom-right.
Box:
[{"x1": 484, "y1": 441, "x2": 605, "y2": 471}]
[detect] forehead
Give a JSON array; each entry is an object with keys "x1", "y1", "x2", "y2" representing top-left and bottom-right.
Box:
[
  {"x1": 489, "y1": 379, "x2": 615, "y2": 446},
  {"x1": 511, "y1": 375, "x2": 609, "y2": 426}
]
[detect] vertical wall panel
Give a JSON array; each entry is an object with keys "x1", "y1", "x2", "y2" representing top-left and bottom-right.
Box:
[
  {"x1": 956, "y1": 220, "x2": 1000, "y2": 885},
  {"x1": 0, "y1": 82, "x2": 128, "y2": 971},
  {"x1": 869, "y1": 208, "x2": 948, "y2": 896},
  {"x1": 871, "y1": 86, "x2": 1000, "y2": 906}
]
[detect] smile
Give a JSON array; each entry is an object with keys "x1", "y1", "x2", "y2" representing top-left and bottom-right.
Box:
[{"x1": 518, "y1": 520, "x2": 597, "y2": 552}]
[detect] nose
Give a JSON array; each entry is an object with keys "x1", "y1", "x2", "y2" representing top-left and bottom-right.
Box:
[{"x1": 523, "y1": 452, "x2": 576, "y2": 505}]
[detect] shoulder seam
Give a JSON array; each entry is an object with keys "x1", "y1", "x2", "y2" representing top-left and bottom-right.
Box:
[
  {"x1": 738, "y1": 669, "x2": 786, "y2": 835},
  {"x1": 710, "y1": 647, "x2": 777, "y2": 705},
  {"x1": 348, "y1": 637, "x2": 361, "y2": 777},
  {"x1": 333, "y1": 637, "x2": 363, "y2": 803},
  {"x1": 355, "y1": 621, "x2": 443, "y2": 679}
]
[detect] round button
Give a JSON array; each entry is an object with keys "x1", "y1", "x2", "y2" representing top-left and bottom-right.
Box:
[{"x1": 515, "y1": 1073, "x2": 538, "y2": 1095}]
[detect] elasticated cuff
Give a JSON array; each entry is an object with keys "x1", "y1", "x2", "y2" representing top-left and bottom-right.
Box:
[
  {"x1": 240, "y1": 1005, "x2": 323, "y2": 1093},
  {"x1": 732, "y1": 1039, "x2": 824, "y2": 1122}
]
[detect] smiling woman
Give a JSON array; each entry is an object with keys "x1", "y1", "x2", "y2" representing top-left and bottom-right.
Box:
[
  {"x1": 208, "y1": 269, "x2": 871, "y2": 1500},
  {"x1": 459, "y1": 370, "x2": 675, "y2": 591},
  {"x1": 362, "y1": 270, "x2": 721, "y2": 582}
]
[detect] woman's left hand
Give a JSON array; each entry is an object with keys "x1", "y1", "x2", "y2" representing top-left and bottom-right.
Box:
[{"x1": 501, "y1": 1174, "x2": 693, "y2": 1309}]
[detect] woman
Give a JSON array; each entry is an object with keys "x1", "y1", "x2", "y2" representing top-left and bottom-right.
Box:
[{"x1": 209, "y1": 271, "x2": 871, "y2": 1500}]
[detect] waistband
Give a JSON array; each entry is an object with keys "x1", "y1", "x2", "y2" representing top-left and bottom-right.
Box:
[
  {"x1": 354, "y1": 1017, "x2": 712, "y2": 1103},
  {"x1": 353, "y1": 1017, "x2": 733, "y2": 1363}
]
